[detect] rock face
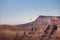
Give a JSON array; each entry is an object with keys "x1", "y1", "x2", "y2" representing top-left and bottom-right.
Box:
[{"x1": 16, "y1": 15, "x2": 60, "y2": 27}]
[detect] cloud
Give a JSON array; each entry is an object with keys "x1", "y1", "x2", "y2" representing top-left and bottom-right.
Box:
[{"x1": 0, "y1": 17, "x2": 35, "y2": 25}]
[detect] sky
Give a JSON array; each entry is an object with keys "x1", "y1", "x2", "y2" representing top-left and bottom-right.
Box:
[{"x1": 0, "y1": 0, "x2": 60, "y2": 25}]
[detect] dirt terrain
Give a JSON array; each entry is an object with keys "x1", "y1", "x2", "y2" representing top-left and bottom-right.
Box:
[{"x1": 0, "y1": 25, "x2": 60, "y2": 40}]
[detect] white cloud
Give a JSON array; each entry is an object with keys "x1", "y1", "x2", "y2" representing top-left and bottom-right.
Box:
[{"x1": 0, "y1": 17, "x2": 35, "y2": 25}]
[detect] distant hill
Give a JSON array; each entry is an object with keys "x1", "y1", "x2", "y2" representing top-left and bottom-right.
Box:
[{"x1": 16, "y1": 15, "x2": 60, "y2": 27}]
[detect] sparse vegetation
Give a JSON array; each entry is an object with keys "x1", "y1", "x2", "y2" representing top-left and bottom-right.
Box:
[{"x1": 0, "y1": 25, "x2": 60, "y2": 40}]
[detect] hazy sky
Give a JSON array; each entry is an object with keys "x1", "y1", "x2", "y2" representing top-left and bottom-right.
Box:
[{"x1": 0, "y1": 0, "x2": 60, "y2": 25}]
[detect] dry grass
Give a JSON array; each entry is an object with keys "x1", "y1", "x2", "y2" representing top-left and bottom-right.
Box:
[{"x1": 0, "y1": 25, "x2": 60, "y2": 40}]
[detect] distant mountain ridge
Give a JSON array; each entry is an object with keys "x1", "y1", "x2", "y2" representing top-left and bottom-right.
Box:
[{"x1": 16, "y1": 15, "x2": 60, "y2": 27}]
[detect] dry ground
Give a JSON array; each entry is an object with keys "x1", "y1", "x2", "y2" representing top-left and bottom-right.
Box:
[{"x1": 0, "y1": 25, "x2": 60, "y2": 40}]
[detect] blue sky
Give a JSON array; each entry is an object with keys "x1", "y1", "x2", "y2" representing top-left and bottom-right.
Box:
[{"x1": 0, "y1": 0, "x2": 60, "y2": 25}]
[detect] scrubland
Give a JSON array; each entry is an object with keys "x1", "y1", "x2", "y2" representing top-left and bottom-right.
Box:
[{"x1": 0, "y1": 25, "x2": 60, "y2": 40}]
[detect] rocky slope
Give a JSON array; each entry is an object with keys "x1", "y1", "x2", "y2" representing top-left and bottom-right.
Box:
[{"x1": 16, "y1": 15, "x2": 60, "y2": 27}]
